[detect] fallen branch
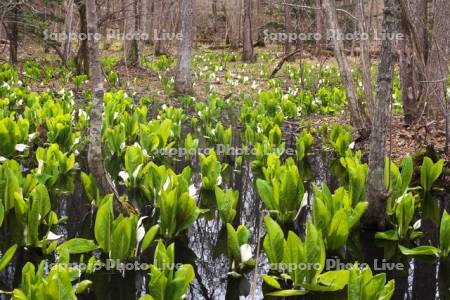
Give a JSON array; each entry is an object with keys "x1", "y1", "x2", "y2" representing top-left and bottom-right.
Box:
[{"x1": 270, "y1": 48, "x2": 303, "y2": 78}]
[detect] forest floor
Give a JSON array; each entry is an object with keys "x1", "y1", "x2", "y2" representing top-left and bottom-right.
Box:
[{"x1": 1, "y1": 41, "x2": 448, "y2": 162}]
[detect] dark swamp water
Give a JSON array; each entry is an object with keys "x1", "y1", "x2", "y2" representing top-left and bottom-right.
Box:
[{"x1": 1, "y1": 142, "x2": 450, "y2": 300}]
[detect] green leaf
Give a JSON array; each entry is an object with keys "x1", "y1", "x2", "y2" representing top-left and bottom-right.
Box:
[
  {"x1": 75, "y1": 280, "x2": 93, "y2": 294},
  {"x1": 283, "y1": 231, "x2": 305, "y2": 285},
  {"x1": 57, "y1": 238, "x2": 98, "y2": 255},
  {"x1": 0, "y1": 244, "x2": 17, "y2": 272},
  {"x1": 111, "y1": 217, "x2": 133, "y2": 260},
  {"x1": 262, "y1": 275, "x2": 281, "y2": 289},
  {"x1": 305, "y1": 221, "x2": 325, "y2": 281},
  {"x1": 0, "y1": 200, "x2": 4, "y2": 227},
  {"x1": 305, "y1": 270, "x2": 349, "y2": 292},
  {"x1": 256, "y1": 179, "x2": 276, "y2": 210},
  {"x1": 94, "y1": 199, "x2": 113, "y2": 252},
  {"x1": 440, "y1": 210, "x2": 450, "y2": 257},
  {"x1": 28, "y1": 184, "x2": 51, "y2": 245},
  {"x1": 166, "y1": 264, "x2": 195, "y2": 300},
  {"x1": 375, "y1": 229, "x2": 399, "y2": 241},
  {"x1": 327, "y1": 209, "x2": 349, "y2": 250},
  {"x1": 226, "y1": 223, "x2": 241, "y2": 263},
  {"x1": 263, "y1": 216, "x2": 285, "y2": 264},
  {"x1": 396, "y1": 193, "x2": 415, "y2": 239},
  {"x1": 398, "y1": 245, "x2": 440, "y2": 257},
  {"x1": 266, "y1": 289, "x2": 308, "y2": 297},
  {"x1": 80, "y1": 172, "x2": 100, "y2": 205},
  {"x1": 141, "y1": 225, "x2": 160, "y2": 253}
]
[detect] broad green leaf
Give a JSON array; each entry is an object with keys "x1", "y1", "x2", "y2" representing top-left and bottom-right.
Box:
[
  {"x1": 262, "y1": 275, "x2": 281, "y2": 289},
  {"x1": 94, "y1": 199, "x2": 113, "y2": 252},
  {"x1": 111, "y1": 217, "x2": 133, "y2": 259},
  {"x1": 283, "y1": 231, "x2": 305, "y2": 285},
  {"x1": 0, "y1": 200, "x2": 4, "y2": 227},
  {"x1": 398, "y1": 245, "x2": 440, "y2": 257},
  {"x1": 263, "y1": 216, "x2": 285, "y2": 264},
  {"x1": 0, "y1": 244, "x2": 17, "y2": 272},
  {"x1": 166, "y1": 264, "x2": 195, "y2": 300},
  {"x1": 80, "y1": 172, "x2": 99, "y2": 205},
  {"x1": 75, "y1": 280, "x2": 93, "y2": 294},
  {"x1": 57, "y1": 238, "x2": 98, "y2": 255},
  {"x1": 227, "y1": 223, "x2": 241, "y2": 263},
  {"x1": 305, "y1": 270, "x2": 349, "y2": 292},
  {"x1": 327, "y1": 209, "x2": 349, "y2": 250},
  {"x1": 440, "y1": 210, "x2": 450, "y2": 257},
  {"x1": 141, "y1": 225, "x2": 160, "y2": 253},
  {"x1": 305, "y1": 221, "x2": 325, "y2": 281},
  {"x1": 266, "y1": 289, "x2": 308, "y2": 297},
  {"x1": 256, "y1": 179, "x2": 276, "y2": 210},
  {"x1": 375, "y1": 229, "x2": 399, "y2": 241}
]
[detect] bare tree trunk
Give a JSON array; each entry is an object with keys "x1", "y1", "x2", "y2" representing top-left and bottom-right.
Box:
[
  {"x1": 63, "y1": 0, "x2": 75, "y2": 64},
  {"x1": 322, "y1": 0, "x2": 369, "y2": 135},
  {"x1": 366, "y1": 0, "x2": 399, "y2": 229},
  {"x1": 174, "y1": 0, "x2": 193, "y2": 95},
  {"x1": 140, "y1": 0, "x2": 149, "y2": 45},
  {"x1": 154, "y1": 0, "x2": 168, "y2": 55},
  {"x1": 356, "y1": 0, "x2": 374, "y2": 115},
  {"x1": 123, "y1": 0, "x2": 140, "y2": 65},
  {"x1": 315, "y1": 0, "x2": 325, "y2": 55},
  {"x1": 399, "y1": 0, "x2": 427, "y2": 124},
  {"x1": 423, "y1": 0, "x2": 449, "y2": 120},
  {"x1": 76, "y1": 1, "x2": 89, "y2": 74},
  {"x1": 85, "y1": 0, "x2": 119, "y2": 199},
  {"x1": 283, "y1": 0, "x2": 291, "y2": 56},
  {"x1": 9, "y1": 7, "x2": 19, "y2": 64},
  {"x1": 225, "y1": 0, "x2": 240, "y2": 48},
  {"x1": 399, "y1": 14, "x2": 417, "y2": 125},
  {"x1": 242, "y1": 0, "x2": 254, "y2": 61},
  {"x1": 103, "y1": 0, "x2": 112, "y2": 49}
]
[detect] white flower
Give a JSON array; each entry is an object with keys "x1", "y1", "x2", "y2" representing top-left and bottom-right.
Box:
[
  {"x1": 413, "y1": 219, "x2": 421, "y2": 230},
  {"x1": 349, "y1": 142, "x2": 355, "y2": 150},
  {"x1": 188, "y1": 184, "x2": 197, "y2": 197},
  {"x1": 136, "y1": 217, "x2": 148, "y2": 243},
  {"x1": 119, "y1": 171, "x2": 129, "y2": 182},
  {"x1": 15, "y1": 144, "x2": 28, "y2": 152},
  {"x1": 47, "y1": 231, "x2": 63, "y2": 241},
  {"x1": 240, "y1": 244, "x2": 253, "y2": 262}
]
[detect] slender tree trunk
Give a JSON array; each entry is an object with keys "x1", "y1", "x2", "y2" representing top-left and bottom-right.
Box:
[
  {"x1": 399, "y1": 0, "x2": 427, "y2": 124},
  {"x1": 242, "y1": 0, "x2": 254, "y2": 61},
  {"x1": 154, "y1": 0, "x2": 167, "y2": 55},
  {"x1": 63, "y1": 0, "x2": 75, "y2": 64},
  {"x1": 9, "y1": 7, "x2": 19, "y2": 64},
  {"x1": 366, "y1": 0, "x2": 399, "y2": 229},
  {"x1": 399, "y1": 14, "x2": 417, "y2": 125},
  {"x1": 123, "y1": 0, "x2": 140, "y2": 65},
  {"x1": 356, "y1": 0, "x2": 374, "y2": 116},
  {"x1": 423, "y1": 0, "x2": 449, "y2": 120},
  {"x1": 76, "y1": 2, "x2": 89, "y2": 74},
  {"x1": 174, "y1": 0, "x2": 193, "y2": 95},
  {"x1": 85, "y1": 0, "x2": 117, "y2": 198},
  {"x1": 322, "y1": 0, "x2": 369, "y2": 135},
  {"x1": 226, "y1": 0, "x2": 241, "y2": 48},
  {"x1": 283, "y1": 0, "x2": 291, "y2": 56},
  {"x1": 315, "y1": 0, "x2": 325, "y2": 55}
]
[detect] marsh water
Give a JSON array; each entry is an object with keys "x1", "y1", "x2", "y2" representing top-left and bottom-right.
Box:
[{"x1": 1, "y1": 141, "x2": 449, "y2": 300}]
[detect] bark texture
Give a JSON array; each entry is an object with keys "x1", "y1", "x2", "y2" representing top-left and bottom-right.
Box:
[
  {"x1": 85, "y1": 0, "x2": 118, "y2": 199},
  {"x1": 356, "y1": 0, "x2": 374, "y2": 115},
  {"x1": 123, "y1": 0, "x2": 140, "y2": 65},
  {"x1": 366, "y1": 0, "x2": 400, "y2": 228},
  {"x1": 174, "y1": 0, "x2": 194, "y2": 95},
  {"x1": 62, "y1": 0, "x2": 75, "y2": 64},
  {"x1": 322, "y1": 0, "x2": 369, "y2": 135},
  {"x1": 242, "y1": 0, "x2": 254, "y2": 61}
]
